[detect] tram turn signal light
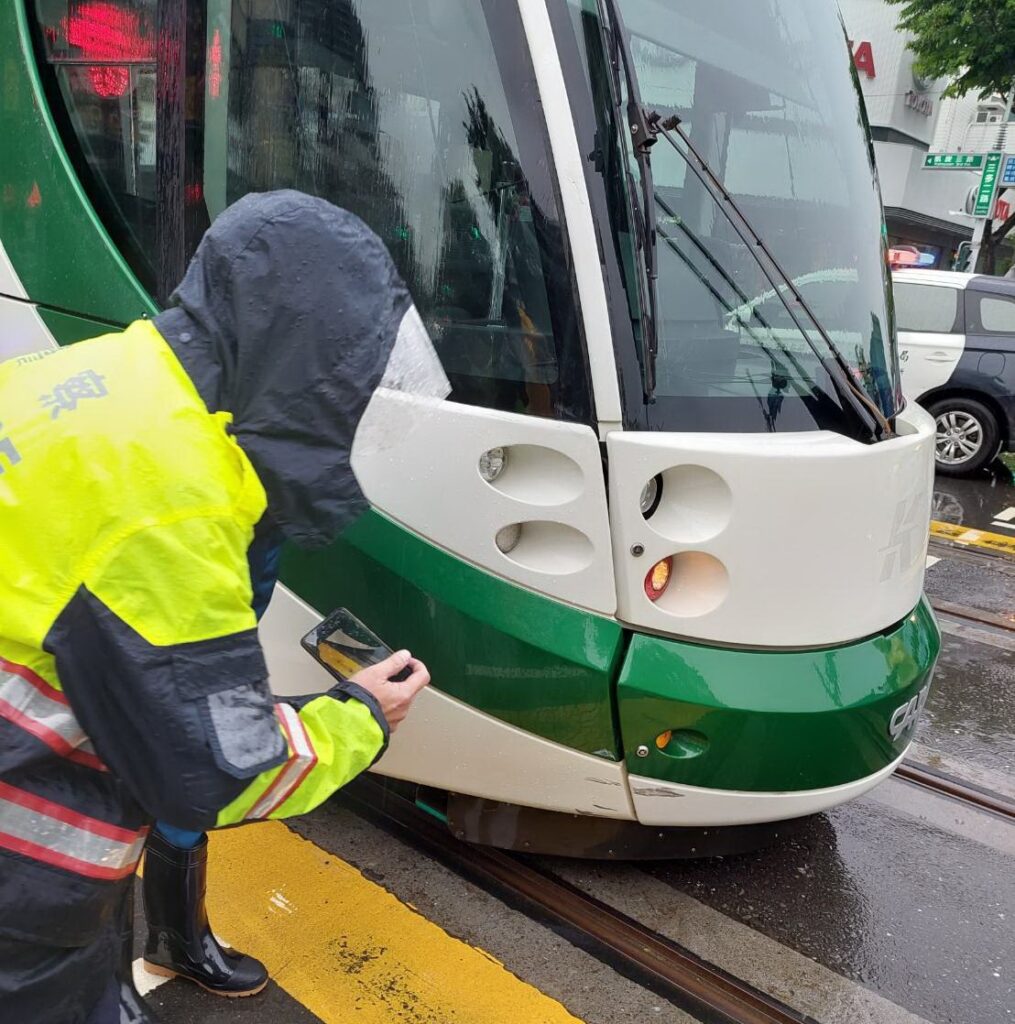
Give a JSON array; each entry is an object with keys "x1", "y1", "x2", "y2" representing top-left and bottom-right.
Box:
[
  {"x1": 643, "y1": 556, "x2": 673, "y2": 602},
  {"x1": 655, "y1": 730, "x2": 672, "y2": 750}
]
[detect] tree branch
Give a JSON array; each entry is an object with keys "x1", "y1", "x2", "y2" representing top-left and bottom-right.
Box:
[{"x1": 991, "y1": 209, "x2": 1015, "y2": 244}]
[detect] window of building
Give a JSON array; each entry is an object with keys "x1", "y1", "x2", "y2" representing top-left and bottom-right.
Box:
[{"x1": 893, "y1": 282, "x2": 960, "y2": 333}]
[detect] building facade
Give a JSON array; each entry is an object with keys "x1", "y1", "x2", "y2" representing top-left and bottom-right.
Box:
[{"x1": 838, "y1": 0, "x2": 990, "y2": 268}]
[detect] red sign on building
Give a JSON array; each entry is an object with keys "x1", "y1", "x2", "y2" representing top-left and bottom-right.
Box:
[{"x1": 851, "y1": 40, "x2": 876, "y2": 79}]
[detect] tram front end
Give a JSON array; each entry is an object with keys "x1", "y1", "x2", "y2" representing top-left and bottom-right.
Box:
[
  {"x1": 3, "y1": 0, "x2": 941, "y2": 854},
  {"x1": 271, "y1": 0, "x2": 941, "y2": 851}
]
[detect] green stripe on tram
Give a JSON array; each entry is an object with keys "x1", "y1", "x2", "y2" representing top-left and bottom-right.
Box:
[
  {"x1": 282, "y1": 510, "x2": 627, "y2": 760},
  {"x1": 36, "y1": 307, "x2": 128, "y2": 346},
  {"x1": 619, "y1": 599, "x2": 940, "y2": 792},
  {"x1": 285, "y1": 511, "x2": 941, "y2": 795}
]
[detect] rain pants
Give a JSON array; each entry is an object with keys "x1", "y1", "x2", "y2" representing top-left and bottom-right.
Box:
[{"x1": 0, "y1": 191, "x2": 446, "y2": 1023}]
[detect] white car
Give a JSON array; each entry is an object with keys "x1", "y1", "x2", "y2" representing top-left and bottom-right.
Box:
[{"x1": 893, "y1": 269, "x2": 1015, "y2": 475}]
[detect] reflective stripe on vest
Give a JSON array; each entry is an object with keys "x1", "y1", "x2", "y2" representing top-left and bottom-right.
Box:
[
  {"x1": 0, "y1": 780, "x2": 147, "y2": 880},
  {"x1": 245, "y1": 703, "x2": 317, "y2": 820},
  {"x1": 0, "y1": 659, "x2": 104, "y2": 771}
]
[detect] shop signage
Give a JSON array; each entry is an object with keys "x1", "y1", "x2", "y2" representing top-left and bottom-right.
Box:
[
  {"x1": 850, "y1": 40, "x2": 876, "y2": 79},
  {"x1": 904, "y1": 90, "x2": 933, "y2": 117}
]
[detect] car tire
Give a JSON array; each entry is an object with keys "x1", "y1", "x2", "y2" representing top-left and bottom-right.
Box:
[{"x1": 926, "y1": 396, "x2": 1000, "y2": 477}]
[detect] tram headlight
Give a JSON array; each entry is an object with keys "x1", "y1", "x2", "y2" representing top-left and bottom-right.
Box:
[
  {"x1": 479, "y1": 447, "x2": 507, "y2": 483},
  {"x1": 643, "y1": 556, "x2": 673, "y2": 602},
  {"x1": 495, "y1": 523, "x2": 522, "y2": 554},
  {"x1": 639, "y1": 475, "x2": 662, "y2": 518}
]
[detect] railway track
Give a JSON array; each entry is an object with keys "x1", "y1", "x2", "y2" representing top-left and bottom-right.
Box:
[
  {"x1": 897, "y1": 761, "x2": 1015, "y2": 823},
  {"x1": 929, "y1": 597, "x2": 1015, "y2": 633},
  {"x1": 343, "y1": 761, "x2": 1013, "y2": 1024},
  {"x1": 343, "y1": 777, "x2": 815, "y2": 1024}
]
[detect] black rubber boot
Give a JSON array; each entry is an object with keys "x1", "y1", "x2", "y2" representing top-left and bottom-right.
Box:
[
  {"x1": 141, "y1": 830, "x2": 268, "y2": 997},
  {"x1": 118, "y1": 884, "x2": 162, "y2": 1023}
]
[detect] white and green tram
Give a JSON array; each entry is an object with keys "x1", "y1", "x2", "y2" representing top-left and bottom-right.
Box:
[{"x1": 0, "y1": 0, "x2": 939, "y2": 855}]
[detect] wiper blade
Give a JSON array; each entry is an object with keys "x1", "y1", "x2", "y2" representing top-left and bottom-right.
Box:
[
  {"x1": 647, "y1": 113, "x2": 894, "y2": 441},
  {"x1": 654, "y1": 206, "x2": 807, "y2": 388},
  {"x1": 596, "y1": 0, "x2": 660, "y2": 399}
]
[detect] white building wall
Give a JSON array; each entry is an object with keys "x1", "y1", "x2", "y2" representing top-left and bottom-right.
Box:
[
  {"x1": 839, "y1": 0, "x2": 938, "y2": 144},
  {"x1": 932, "y1": 93, "x2": 989, "y2": 153},
  {"x1": 838, "y1": 0, "x2": 980, "y2": 238}
]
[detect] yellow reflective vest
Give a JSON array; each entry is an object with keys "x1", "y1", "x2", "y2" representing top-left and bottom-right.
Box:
[{"x1": 0, "y1": 321, "x2": 386, "y2": 945}]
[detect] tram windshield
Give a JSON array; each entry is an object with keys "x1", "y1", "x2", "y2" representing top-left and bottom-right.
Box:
[{"x1": 565, "y1": 0, "x2": 901, "y2": 435}]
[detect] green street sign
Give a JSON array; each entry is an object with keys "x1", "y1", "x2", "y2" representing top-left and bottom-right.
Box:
[
  {"x1": 924, "y1": 153, "x2": 985, "y2": 169},
  {"x1": 973, "y1": 152, "x2": 1003, "y2": 217}
]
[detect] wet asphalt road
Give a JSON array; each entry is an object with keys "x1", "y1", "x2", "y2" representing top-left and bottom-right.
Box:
[
  {"x1": 931, "y1": 457, "x2": 1015, "y2": 533},
  {"x1": 639, "y1": 779, "x2": 1012, "y2": 1024},
  {"x1": 920, "y1": 615, "x2": 1014, "y2": 778}
]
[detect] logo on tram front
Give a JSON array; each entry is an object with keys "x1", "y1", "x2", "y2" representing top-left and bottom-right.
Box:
[
  {"x1": 879, "y1": 492, "x2": 929, "y2": 581},
  {"x1": 888, "y1": 683, "x2": 930, "y2": 741}
]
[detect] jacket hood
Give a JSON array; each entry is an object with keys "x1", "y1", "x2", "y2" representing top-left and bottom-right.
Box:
[{"x1": 154, "y1": 190, "x2": 411, "y2": 549}]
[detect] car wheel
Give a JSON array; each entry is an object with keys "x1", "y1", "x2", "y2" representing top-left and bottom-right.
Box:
[{"x1": 926, "y1": 397, "x2": 1000, "y2": 476}]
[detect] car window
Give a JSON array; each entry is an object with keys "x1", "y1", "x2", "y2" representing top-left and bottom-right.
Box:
[
  {"x1": 971, "y1": 293, "x2": 1015, "y2": 335},
  {"x1": 892, "y1": 282, "x2": 960, "y2": 333}
]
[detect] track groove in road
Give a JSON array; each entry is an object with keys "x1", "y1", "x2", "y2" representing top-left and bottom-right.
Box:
[
  {"x1": 896, "y1": 761, "x2": 1015, "y2": 822},
  {"x1": 343, "y1": 779, "x2": 818, "y2": 1024},
  {"x1": 929, "y1": 598, "x2": 1015, "y2": 632}
]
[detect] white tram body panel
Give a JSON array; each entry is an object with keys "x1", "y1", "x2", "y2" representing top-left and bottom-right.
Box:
[{"x1": 607, "y1": 403, "x2": 935, "y2": 648}]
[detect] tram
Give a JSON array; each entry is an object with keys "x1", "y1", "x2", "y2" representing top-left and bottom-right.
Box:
[{"x1": 1, "y1": 0, "x2": 940, "y2": 855}]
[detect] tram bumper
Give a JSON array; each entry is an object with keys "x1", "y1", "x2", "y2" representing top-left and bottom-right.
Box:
[{"x1": 617, "y1": 598, "x2": 940, "y2": 827}]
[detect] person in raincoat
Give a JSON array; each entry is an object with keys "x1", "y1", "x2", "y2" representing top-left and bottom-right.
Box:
[{"x1": 0, "y1": 191, "x2": 446, "y2": 1023}]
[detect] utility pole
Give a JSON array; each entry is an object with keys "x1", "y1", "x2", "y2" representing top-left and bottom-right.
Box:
[{"x1": 969, "y1": 82, "x2": 1015, "y2": 273}]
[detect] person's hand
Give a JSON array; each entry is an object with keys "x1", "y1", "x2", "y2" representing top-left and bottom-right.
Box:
[{"x1": 348, "y1": 650, "x2": 430, "y2": 732}]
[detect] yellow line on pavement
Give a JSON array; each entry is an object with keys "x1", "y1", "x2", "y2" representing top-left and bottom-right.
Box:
[
  {"x1": 206, "y1": 821, "x2": 584, "y2": 1024},
  {"x1": 930, "y1": 520, "x2": 1015, "y2": 558}
]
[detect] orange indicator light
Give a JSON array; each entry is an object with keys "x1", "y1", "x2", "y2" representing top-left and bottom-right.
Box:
[{"x1": 644, "y1": 556, "x2": 673, "y2": 601}]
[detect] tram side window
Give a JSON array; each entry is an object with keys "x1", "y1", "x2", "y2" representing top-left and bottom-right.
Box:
[
  {"x1": 190, "y1": 0, "x2": 590, "y2": 423},
  {"x1": 893, "y1": 283, "x2": 961, "y2": 334},
  {"x1": 32, "y1": 0, "x2": 159, "y2": 293}
]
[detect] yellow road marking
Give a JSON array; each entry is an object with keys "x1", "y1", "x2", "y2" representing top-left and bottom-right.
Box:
[
  {"x1": 930, "y1": 520, "x2": 1015, "y2": 558},
  {"x1": 206, "y1": 821, "x2": 584, "y2": 1024}
]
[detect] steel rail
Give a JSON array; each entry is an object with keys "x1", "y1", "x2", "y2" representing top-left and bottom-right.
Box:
[
  {"x1": 929, "y1": 598, "x2": 1014, "y2": 633},
  {"x1": 897, "y1": 762, "x2": 1015, "y2": 822},
  {"x1": 342, "y1": 778, "x2": 814, "y2": 1024}
]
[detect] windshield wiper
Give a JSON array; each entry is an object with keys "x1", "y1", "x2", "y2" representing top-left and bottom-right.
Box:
[
  {"x1": 647, "y1": 112, "x2": 893, "y2": 441},
  {"x1": 596, "y1": 0, "x2": 660, "y2": 399},
  {"x1": 654, "y1": 211, "x2": 804, "y2": 387}
]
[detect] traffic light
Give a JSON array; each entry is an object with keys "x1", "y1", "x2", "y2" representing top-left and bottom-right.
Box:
[{"x1": 953, "y1": 241, "x2": 972, "y2": 272}]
